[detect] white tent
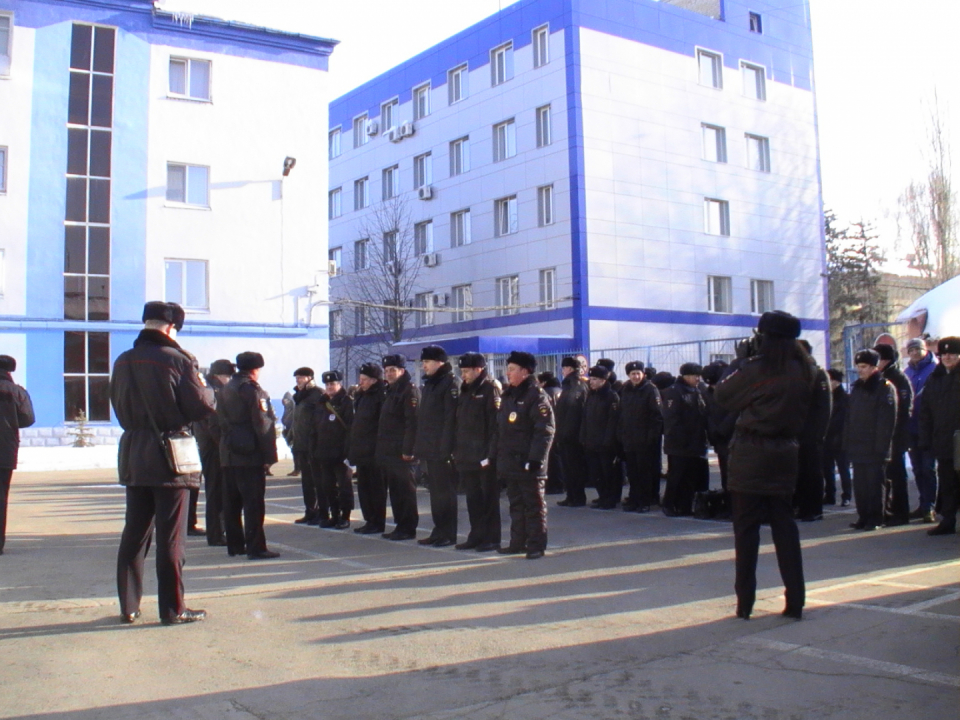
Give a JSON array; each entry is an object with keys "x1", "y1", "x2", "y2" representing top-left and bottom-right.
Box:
[{"x1": 895, "y1": 275, "x2": 960, "y2": 339}]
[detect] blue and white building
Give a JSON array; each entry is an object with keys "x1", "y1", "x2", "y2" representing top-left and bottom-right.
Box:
[
  {"x1": 0, "y1": 0, "x2": 336, "y2": 442},
  {"x1": 328, "y1": 0, "x2": 826, "y2": 377}
]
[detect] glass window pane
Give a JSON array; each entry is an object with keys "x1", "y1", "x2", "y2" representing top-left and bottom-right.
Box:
[
  {"x1": 88, "y1": 178, "x2": 110, "y2": 223},
  {"x1": 68, "y1": 72, "x2": 90, "y2": 125},
  {"x1": 89, "y1": 130, "x2": 111, "y2": 177},
  {"x1": 64, "y1": 376, "x2": 86, "y2": 422},
  {"x1": 64, "y1": 226, "x2": 86, "y2": 274},
  {"x1": 70, "y1": 24, "x2": 92, "y2": 70},
  {"x1": 185, "y1": 260, "x2": 207, "y2": 309},
  {"x1": 64, "y1": 331, "x2": 86, "y2": 374},
  {"x1": 65, "y1": 177, "x2": 87, "y2": 222},
  {"x1": 64, "y1": 276, "x2": 86, "y2": 320},
  {"x1": 169, "y1": 58, "x2": 186, "y2": 94},
  {"x1": 88, "y1": 376, "x2": 111, "y2": 421},
  {"x1": 88, "y1": 332, "x2": 110, "y2": 373},
  {"x1": 67, "y1": 128, "x2": 89, "y2": 176},
  {"x1": 90, "y1": 75, "x2": 113, "y2": 127},
  {"x1": 165, "y1": 260, "x2": 183, "y2": 303},
  {"x1": 187, "y1": 165, "x2": 208, "y2": 205},
  {"x1": 88, "y1": 227, "x2": 110, "y2": 275},
  {"x1": 87, "y1": 276, "x2": 109, "y2": 321},
  {"x1": 92, "y1": 27, "x2": 115, "y2": 74},
  {"x1": 166, "y1": 165, "x2": 185, "y2": 202},
  {"x1": 190, "y1": 60, "x2": 210, "y2": 99}
]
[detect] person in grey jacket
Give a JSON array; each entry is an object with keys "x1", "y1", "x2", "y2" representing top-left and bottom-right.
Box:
[
  {"x1": 0, "y1": 355, "x2": 35, "y2": 556},
  {"x1": 843, "y1": 349, "x2": 897, "y2": 532}
]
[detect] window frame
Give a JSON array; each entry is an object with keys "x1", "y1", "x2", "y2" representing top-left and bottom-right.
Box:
[
  {"x1": 701, "y1": 123, "x2": 727, "y2": 163},
  {"x1": 704, "y1": 198, "x2": 730, "y2": 236},
  {"x1": 537, "y1": 185, "x2": 554, "y2": 227},
  {"x1": 448, "y1": 64, "x2": 468, "y2": 105},
  {"x1": 750, "y1": 279, "x2": 775, "y2": 314},
  {"x1": 328, "y1": 127, "x2": 341, "y2": 160},
  {"x1": 415, "y1": 292, "x2": 435, "y2": 328},
  {"x1": 539, "y1": 268, "x2": 557, "y2": 310},
  {"x1": 413, "y1": 83, "x2": 431, "y2": 120},
  {"x1": 492, "y1": 119, "x2": 516, "y2": 163},
  {"x1": 745, "y1": 133, "x2": 771, "y2": 172},
  {"x1": 490, "y1": 42, "x2": 514, "y2": 87},
  {"x1": 354, "y1": 238, "x2": 368, "y2": 270},
  {"x1": 495, "y1": 275, "x2": 520, "y2": 317},
  {"x1": 414, "y1": 220, "x2": 434, "y2": 255},
  {"x1": 536, "y1": 104, "x2": 552, "y2": 148},
  {"x1": 413, "y1": 152, "x2": 432, "y2": 189},
  {"x1": 450, "y1": 136, "x2": 470, "y2": 176},
  {"x1": 494, "y1": 196, "x2": 519, "y2": 237},
  {"x1": 532, "y1": 24, "x2": 549, "y2": 68},
  {"x1": 164, "y1": 257, "x2": 209, "y2": 311},
  {"x1": 381, "y1": 98, "x2": 399, "y2": 132},
  {"x1": 353, "y1": 113, "x2": 369, "y2": 148},
  {"x1": 0, "y1": 146, "x2": 7, "y2": 193},
  {"x1": 165, "y1": 162, "x2": 210, "y2": 208},
  {"x1": 453, "y1": 284, "x2": 473, "y2": 323},
  {"x1": 168, "y1": 56, "x2": 212, "y2": 101},
  {"x1": 328, "y1": 188, "x2": 342, "y2": 219},
  {"x1": 354, "y1": 176, "x2": 369, "y2": 210},
  {"x1": 382, "y1": 165, "x2": 399, "y2": 201},
  {"x1": 707, "y1": 275, "x2": 733, "y2": 314},
  {"x1": 741, "y1": 61, "x2": 767, "y2": 101},
  {"x1": 0, "y1": 12, "x2": 12, "y2": 76},
  {"x1": 328, "y1": 246, "x2": 342, "y2": 276},
  {"x1": 329, "y1": 309, "x2": 343, "y2": 340},
  {"x1": 749, "y1": 12, "x2": 763, "y2": 34},
  {"x1": 697, "y1": 48, "x2": 723, "y2": 89},
  {"x1": 450, "y1": 209, "x2": 471, "y2": 248}
]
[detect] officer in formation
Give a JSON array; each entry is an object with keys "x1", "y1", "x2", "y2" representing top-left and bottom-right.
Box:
[
  {"x1": 874, "y1": 343, "x2": 914, "y2": 526},
  {"x1": 376, "y1": 355, "x2": 420, "y2": 540},
  {"x1": 580, "y1": 365, "x2": 620, "y2": 509},
  {"x1": 794, "y1": 340, "x2": 832, "y2": 523},
  {"x1": 193, "y1": 358, "x2": 234, "y2": 546},
  {"x1": 822, "y1": 367, "x2": 851, "y2": 507},
  {"x1": 313, "y1": 370, "x2": 354, "y2": 529},
  {"x1": 349, "y1": 363, "x2": 388, "y2": 534},
  {"x1": 555, "y1": 356, "x2": 589, "y2": 507},
  {"x1": 0, "y1": 354, "x2": 35, "y2": 557},
  {"x1": 291, "y1": 367, "x2": 324, "y2": 525},
  {"x1": 919, "y1": 337, "x2": 960, "y2": 536},
  {"x1": 617, "y1": 360, "x2": 663, "y2": 511},
  {"x1": 661, "y1": 363, "x2": 708, "y2": 516}
]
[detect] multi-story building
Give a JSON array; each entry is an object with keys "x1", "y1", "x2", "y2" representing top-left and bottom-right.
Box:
[
  {"x1": 328, "y1": 0, "x2": 826, "y2": 378},
  {"x1": 0, "y1": 0, "x2": 335, "y2": 443}
]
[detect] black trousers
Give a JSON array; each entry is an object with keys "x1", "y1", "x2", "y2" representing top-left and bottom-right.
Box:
[
  {"x1": 222, "y1": 466, "x2": 268, "y2": 556},
  {"x1": 355, "y1": 460, "x2": 387, "y2": 530},
  {"x1": 116, "y1": 485, "x2": 190, "y2": 618},
  {"x1": 663, "y1": 455, "x2": 707, "y2": 515},
  {"x1": 460, "y1": 465, "x2": 501, "y2": 545},
  {"x1": 731, "y1": 491, "x2": 804, "y2": 613},
  {"x1": 852, "y1": 461, "x2": 885, "y2": 528},
  {"x1": 586, "y1": 450, "x2": 619, "y2": 506},
  {"x1": 545, "y1": 443, "x2": 564, "y2": 494},
  {"x1": 822, "y1": 445, "x2": 851, "y2": 502},
  {"x1": 0, "y1": 468, "x2": 12, "y2": 553},
  {"x1": 199, "y1": 443, "x2": 224, "y2": 544},
  {"x1": 624, "y1": 444, "x2": 660, "y2": 506},
  {"x1": 504, "y1": 472, "x2": 547, "y2": 552},
  {"x1": 934, "y1": 458, "x2": 959, "y2": 531},
  {"x1": 378, "y1": 459, "x2": 419, "y2": 534},
  {"x1": 884, "y1": 451, "x2": 910, "y2": 522},
  {"x1": 715, "y1": 443, "x2": 730, "y2": 491},
  {"x1": 423, "y1": 458, "x2": 459, "y2": 541},
  {"x1": 188, "y1": 487, "x2": 200, "y2": 529},
  {"x1": 317, "y1": 457, "x2": 354, "y2": 520},
  {"x1": 295, "y1": 451, "x2": 324, "y2": 520},
  {"x1": 908, "y1": 437, "x2": 938, "y2": 512},
  {"x1": 795, "y1": 441, "x2": 824, "y2": 518},
  {"x1": 558, "y1": 441, "x2": 588, "y2": 504}
]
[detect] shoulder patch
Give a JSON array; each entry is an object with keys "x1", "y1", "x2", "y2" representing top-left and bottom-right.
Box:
[
  {"x1": 259, "y1": 398, "x2": 269, "y2": 412},
  {"x1": 451, "y1": 387, "x2": 459, "y2": 398},
  {"x1": 410, "y1": 396, "x2": 418, "y2": 408},
  {"x1": 494, "y1": 396, "x2": 502, "y2": 410},
  {"x1": 539, "y1": 404, "x2": 550, "y2": 417},
  {"x1": 197, "y1": 371, "x2": 207, "y2": 387}
]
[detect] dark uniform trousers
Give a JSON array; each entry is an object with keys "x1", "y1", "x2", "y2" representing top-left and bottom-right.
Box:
[
  {"x1": 222, "y1": 466, "x2": 268, "y2": 556},
  {"x1": 884, "y1": 451, "x2": 910, "y2": 521},
  {"x1": 378, "y1": 459, "x2": 419, "y2": 534},
  {"x1": 460, "y1": 466, "x2": 501, "y2": 545},
  {"x1": 545, "y1": 444, "x2": 564, "y2": 494},
  {"x1": 558, "y1": 442, "x2": 588, "y2": 504},
  {"x1": 199, "y1": 443, "x2": 225, "y2": 544},
  {"x1": 822, "y1": 446, "x2": 851, "y2": 503},
  {"x1": 317, "y1": 458, "x2": 354, "y2": 521},
  {"x1": 355, "y1": 460, "x2": 387, "y2": 530},
  {"x1": 908, "y1": 436, "x2": 937, "y2": 512},
  {"x1": 795, "y1": 441, "x2": 824, "y2": 518},
  {"x1": 935, "y1": 459, "x2": 958, "y2": 531},
  {"x1": 663, "y1": 456, "x2": 707, "y2": 515},
  {"x1": 731, "y1": 491, "x2": 804, "y2": 613},
  {"x1": 505, "y1": 473, "x2": 547, "y2": 552},
  {"x1": 423, "y1": 458, "x2": 459, "y2": 541},
  {"x1": 586, "y1": 450, "x2": 619, "y2": 506},
  {"x1": 0, "y1": 468, "x2": 13, "y2": 553},
  {"x1": 852, "y1": 461, "x2": 886, "y2": 527},
  {"x1": 624, "y1": 445, "x2": 660, "y2": 507},
  {"x1": 116, "y1": 486, "x2": 189, "y2": 618},
  {"x1": 188, "y1": 487, "x2": 200, "y2": 530},
  {"x1": 295, "y1": 451, "x2": 325, "y2": 520},
  {"x1": 715, "y1": 443, "x2": 730, "y2": 491}
]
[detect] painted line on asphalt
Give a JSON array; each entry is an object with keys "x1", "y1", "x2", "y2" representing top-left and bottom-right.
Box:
[
  {"x1": 900, "y1": 590, "x2": 960, "y2": 612},
  {"x1": 267, "y1": 540, "x2": 373, "y2": 570},
  {"x1": 803, "y1": 597, "x2": 960, "y2": 622},
  {"x1": 738, "y1": 637, "x2": 959, "y2": 688}
]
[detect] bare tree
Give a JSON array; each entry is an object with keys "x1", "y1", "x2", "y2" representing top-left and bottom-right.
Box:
[{"x1": 897, "y1": 94, "x2": 958, "y2": 288}]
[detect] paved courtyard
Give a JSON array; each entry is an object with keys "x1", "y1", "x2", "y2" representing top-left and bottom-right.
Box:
[{"x1": 1, "y1": 460, "x2": 957, "y2": 719}]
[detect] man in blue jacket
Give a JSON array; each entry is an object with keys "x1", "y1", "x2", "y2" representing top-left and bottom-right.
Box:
[{"x1": 904, "y1": 337, "x2": 938, "y2": 523}]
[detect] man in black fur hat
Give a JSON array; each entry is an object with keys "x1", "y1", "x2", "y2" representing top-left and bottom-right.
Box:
[
  {"x1": 376, "y1": 354, "x2": 420, "y2": 541},
  {"x1": 874, "y1": 343, "x2": 913, "y2": 526},
  {"x1": 0, "y1": 355, "x2": 35, "y2": 557},
  {"x1": 291, "y1": 367, "x2": 325, "y2": 525}
]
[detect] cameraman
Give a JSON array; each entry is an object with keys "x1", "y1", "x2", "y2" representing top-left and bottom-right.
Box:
[{"x1": 715, "y1": 311, "x2": 817, "y2": 621}]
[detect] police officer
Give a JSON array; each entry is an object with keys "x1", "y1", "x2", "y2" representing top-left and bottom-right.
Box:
[
  {"x1": 291, "y1": 367, "x2": 325, "y2": 525},
  {"x1": 580, "y1": 366, "x2": 620, "y2": 509},
  {"x1": 110, "y1": 302, "x2": 214, "y2": 624},
  {"x1": 661, "y1": 363, "x2": 708, "y2": 516},
  {"x1": 218, "y1": 352, "x2": 280, "y2": 560},
  {"x1": 919, "y1": 337, "x2": 960, "y2": 536},
  {"x1": 0, "y1": 355, "x2": 35, "y2": 556},
  {"x1": 555, "y1": 356, "x2": 589, "y2": 507},
  {"x1": 454, "y1": 353, "x2": 501, "y2": 552},
  {"x1": 313, "y1": 370, "x2": 354, "y2": 529},
  {"x1": 874, "y1": 344, "x2": 914, "y2": 526},
  {"x1": 349, "y1": 363, "x2": 388, "y2": 534},
  {"x1": 715, "y1": 310, "x2": 817, "y2": 620},
  {"x1": 193, "y1": 358, "x2": 234, "y2": 546},
  {"x1": 822, "y1": 368, "x2": 852, "y2": 507},
  {"x1": 794, "y1": 340, "x2": 831, "y2": 522},
  {"x1": 376, "y1": 354, "x2": 420, "y2": 541},
  {"x1": 618, "y1": 360, "x2": 663, "y2": 511},
  {"x1": 413, "y1": 345, "x2": 460, "y2": 547},
  {"x1": 495, "y1": 351, "x2": 555, "y2": 560},
  {"x1": 537, "y1": 371, "x2": 564, "y2": 495}
]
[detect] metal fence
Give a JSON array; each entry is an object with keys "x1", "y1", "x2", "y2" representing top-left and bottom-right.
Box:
[{"x1": 841, "y1": 321, "x2": 909, "y2": 381}]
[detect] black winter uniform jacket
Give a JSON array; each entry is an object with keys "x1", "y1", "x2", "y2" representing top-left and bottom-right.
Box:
[
  {"x1": 376, "y1": 371, "x2": 420, "y2": 461},
  {"x1": 348, "y1": 380, "x2": 386, "y2": 465},
  {"x1": 110, "y1": 330, "x2": 215, "y2": 487},
  {"x1": 292, "y1": 384, "x2": 324, "y2": 451},
  {"x1": 0, "y1": 371, "x2": 35, "y2": 470},
  {"x1": 413, "y1": 363, "x2": 459, "y2": 460},
  {"x1": 217, "y1": 371, "x2": 278, "y2": 468},
  {"x1": 454, "y1": 369, "x2": 500, "y2": 470},
  {"x1": 580, "y1": 382, "x2": 619, "y2": 452},
  {"x1": 798, "y1": 366, "x2": 832, "y2": 445},
  {"x1": 661, "y1": 380, "x2": 707, "y2": 457},
  {"x1": 193, "y1": 374, "x2": 227, "y2": 457},
  {"x1": 824, "y1": 385, "x2": 848, "y2": 453},
  {"x1": 311, "y1": 387, "x2": 354, "y2": 461},
  {"x1": 918, "y1": 363, "x2": 960, "y2": 460},
  {"x1": 843, "y1": 371, "x2": 897, "y2": 464},
  {"x1": 555, "y1": 374, "x2": 587, "y2": 443},
  {"x1": 881, "y1": 364, "x2": 913, "y2": 454},
  {"x1": 617, "y1": 378, "x2": 663, "y2": 451},
  {"x1": 493, "y1": 375, "x2": 555, "y2": 479}
]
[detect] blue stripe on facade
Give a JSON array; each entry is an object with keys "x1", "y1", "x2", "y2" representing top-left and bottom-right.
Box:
[
  {"x1": 563, "y1": 21, "x2": 588, "y2": 351},
  {"x1": 588, "y1": 305, "x2": 828, "y2": 332}
]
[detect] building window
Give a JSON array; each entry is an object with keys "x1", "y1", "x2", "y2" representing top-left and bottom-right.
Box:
[
  {"x1": 328, "y1": 188, "x2": 341, "y2": 219},
  {"x1": 704, "y1": 198, "x2": 730, "y2": 236},
  {"x1": 741, "y1": 62, "x2": 766, "y2": 100},
  {"x1": 535, "y1": 105, "x2": 552, "y2": 148},
  {"x1": 450, "y1": 209, "x2": 471, "y2": 248},
  {"x1": 166, "y1": 163, "x2": 209, "y2": 207},
  {"x1": 450, "y1": 136, "x2": 469, "y2": 176},
  {"x1": 64, "y1": 331, "x2": 110, "y2": 421},
  {"x1": 745, "y1": 134, "x2": 771, "y2": 172},
  {"x1": 329, "y1": 128, "x2": 341, "y2": 159},
  {"x1": 701, "y1": 123, "x2": 727, "y2": 163},
  {"x1": 415, "y1": 292, "x2": 434, "y2": 328},
  {"x1": 354, "y1": 306, "x2": 366, "y2": 335},
  {"x1": 0, "y1": 146, "x2": 6, "y2": 193},
  {"x1": 382, "y1": 231, "x2": 398, "y2": 264},
  {"x1": 414, "y1": 220, "x2": 434, "y2": 255},
  {"x1": 491, "y1": 42, "x2": 513, "y2": 86},
  {"x1": 328, "y1": 247, "x2": 342, "y2": 276},
  {"x1": 413, "y1": 83, "x2": 430, "y2": 120},
  {"x1": 453, "y1": 284, "x2": 473, "y2": 322},
  {"x1": 164, "y1": 258, "x2": 208, "y2": 310},
  {"x1": 496, "y1": 275, "x2": 520, "y2": 316},
  {"x1": 697, "y1": 49, "x2": 722, "y2": 89},
  {"x1": 448, "y1": 64, "x2": 468, "y2": 105},
  {"x1": 537, "y1": 185, "x2": 554, "y2": 227},
  {"x1": 750, "y1": 279, "x2": 774, "y2": 314},
  {"x1": 749, "y1": 12, "x2": 763, "y2": 33},
  {"x1": 63, "y1": 226, "x2": 110, "y2": 320},
  {"x1": 382, "y1": 165, "x2": 398, "y2": 201},
  {"x1": 413, "y1": 152, "x2": 432, "y2": 189},
  {"x1": 168, "y1": 57, "x2": 211, "y2": 100},
  {"x1": 381, "y1": 98, "x2": 398, "y2": 132},
  {"x1": 493, "y1": 119, "x2": 516, "y2": 162},
  {"x1": 329, "y1": 309, "x2": 343, "y2": 339},
  {"x1": 354, "y1": 176, "x2": 369, "y2": 210},
  {"x1": 539, "y1": 268, "x2": 556, "y2": 309},
  {"x1": 532, "y1": 24, "x2": 549, "y2": 68},
  {"x1": 354, "y1": 239, "x2": 368, "y2": 270},
  {"x1": 0, "y1": 13, "x2": 13, "y2": 75},
  {"x1": 353, "y1": 114, "x2": 368, "y2": 148},
  {"x1": 708, "y1": 275, "x2": 732, "y2": 313},
  {"x1": 495, "y1": 196, "x2": 518, "y2": 237}
]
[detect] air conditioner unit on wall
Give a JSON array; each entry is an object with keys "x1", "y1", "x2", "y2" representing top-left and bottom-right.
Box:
[
  {"x1": 365, "y1": 119, "x2": 379, "y2": 136},
  {"x1": 418, "y1": 185, "x2": 434, "y2": 200},
  {"x1": 399, "y1": 121, "x2": 415, "y2": 138},
  {"x1": 423, "y1": 253, "x2": 439, "y2": 267},
  {"x1": 433, "y1": 293, "x2": 448, "y2": 307},
  {"x1": 388, "y1": 129, "x2": 402, "y2": 143}
]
